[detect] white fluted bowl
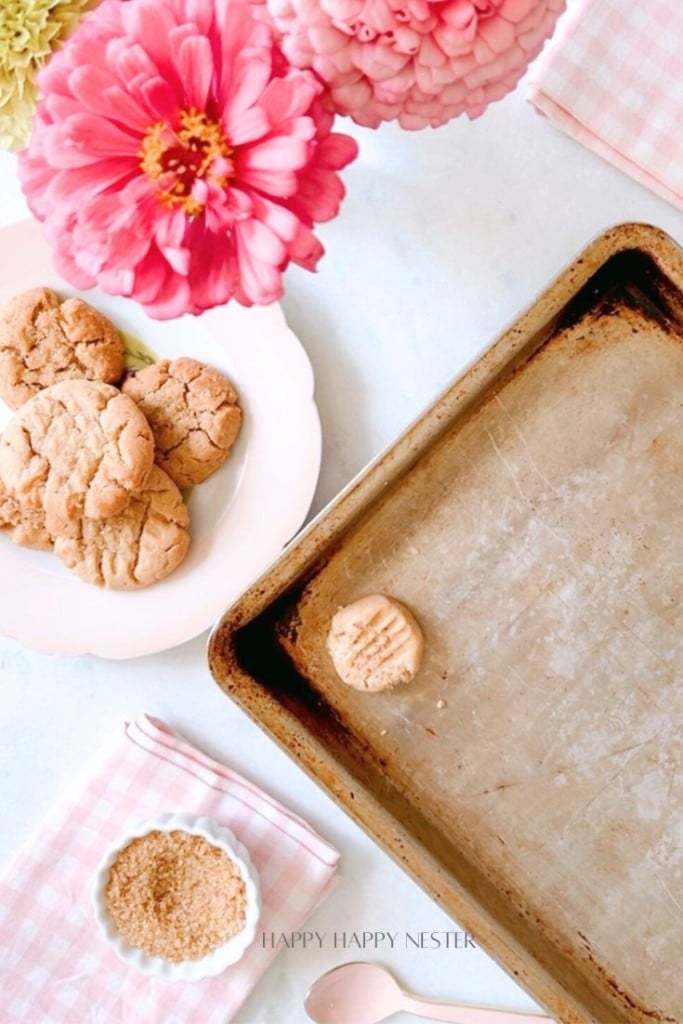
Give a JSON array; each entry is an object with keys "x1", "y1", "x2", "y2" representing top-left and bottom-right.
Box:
[{"x1": 92, "y1": 812, "x2": 261, "y2": 981}]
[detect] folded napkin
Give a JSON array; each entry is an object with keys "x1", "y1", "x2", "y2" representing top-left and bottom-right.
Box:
[
  {"x1": 528, "y1": 0, "x2": 683, "y2": 210},
  {"x1": 0, "y1": 715, "x2": 339, "y2": 1023}
]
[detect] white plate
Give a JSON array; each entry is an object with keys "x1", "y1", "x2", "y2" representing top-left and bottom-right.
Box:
[{"x1": 0, "y1": 219, "x2": 321, "y2": 659}]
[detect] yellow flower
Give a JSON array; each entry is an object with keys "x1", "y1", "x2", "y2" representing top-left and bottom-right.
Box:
[{"x1": 0, "y1": 0, "x2": 97, "y2": 151}]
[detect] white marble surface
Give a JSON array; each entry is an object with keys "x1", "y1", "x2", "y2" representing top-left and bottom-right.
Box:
[{"x1": 1, "y1": 47, "x2": 683, "y2": 1024}]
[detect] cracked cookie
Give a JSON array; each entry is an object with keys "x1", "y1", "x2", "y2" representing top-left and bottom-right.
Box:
[
  {"x1": 0, "y1": 477, "x2": 53, "y2": 550},
  {"x1": 54, "y1": 465, "x2": 190, "y2": 589},
  {"x1": 122, "y1": 357, "x2": 242, "y2": 488},
  {"x1": 0, "y1": 380, "x2": 154, "y2": 539},
  {"x1": 0, "y1": 287, "x2": 125, "y2": 409}
]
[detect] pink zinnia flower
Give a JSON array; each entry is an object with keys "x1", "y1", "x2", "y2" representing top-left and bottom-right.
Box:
[
  {"x1": 18, "y1": 0, "x2": 358, "y2": 318},
  {"x1": 263, "y1": 0, "x2": 566, "y2": 129}
]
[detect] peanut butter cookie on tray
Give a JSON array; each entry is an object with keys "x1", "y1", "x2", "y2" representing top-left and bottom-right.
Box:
[
  {"x1": 122, "y1": 357, "x2": 242, "y2": 489},
  {"x1": 0, "y1": 380, "x2": 154, "y2": 538},
  {"x1": 327, "y1": 594, "x2": 425, "y2": 692},
  {"x1": 0, "y1": 287, "x2": 124, "y2": 409},
  {"x1": 54, "y1": 465, "x2": 190, "y2": 589}
]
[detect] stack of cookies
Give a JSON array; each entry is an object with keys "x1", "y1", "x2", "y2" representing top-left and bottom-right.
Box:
[{"x1": 0, "y1": 288, "x2": 242, "y2": 589}]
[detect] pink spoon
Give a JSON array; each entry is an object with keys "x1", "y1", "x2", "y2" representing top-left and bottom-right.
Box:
[{"x1": 304, "y1": 962, "x2": 554, "y2": 1024}]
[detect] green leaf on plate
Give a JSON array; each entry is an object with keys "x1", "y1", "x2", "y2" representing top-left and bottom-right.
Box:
[{"x1": 121, "y1": 331, "x2": 157, "y2": 371}]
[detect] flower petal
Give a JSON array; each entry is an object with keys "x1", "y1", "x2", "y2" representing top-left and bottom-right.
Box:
[
  {"x1": 69, "y1": 67, "x2": 151, "y2": 132},
  {"x1": 234, "y1": 219, "x2": 285, "y2": 304},
  {"x1": 176, "y1": 35, "x2": 215, "y2": 110}
]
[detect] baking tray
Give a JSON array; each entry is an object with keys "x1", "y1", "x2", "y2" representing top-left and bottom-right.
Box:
[{"x1": 209, "y1": 224, "x2": 683, "y2": 1024}]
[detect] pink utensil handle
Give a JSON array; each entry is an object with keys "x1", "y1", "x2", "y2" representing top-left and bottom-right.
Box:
[{"x1": 402, "y1": 994, "x2": 553, "y2": 1024}]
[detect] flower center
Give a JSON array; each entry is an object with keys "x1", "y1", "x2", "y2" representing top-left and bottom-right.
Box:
[{"x1": 140, "y1": 109, "x2": 233, "y2": 216}]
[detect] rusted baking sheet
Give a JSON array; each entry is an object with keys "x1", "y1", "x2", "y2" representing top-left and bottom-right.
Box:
[{"x1": 209, "y1": 224, "x2": 683, "y2": 1024}]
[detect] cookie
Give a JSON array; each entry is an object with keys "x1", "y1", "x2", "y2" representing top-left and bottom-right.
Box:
[
  {"x1": 327, "y1": 594, "x2": 424, "y2": 692},
  {"x1": 0, "y1": 477, "x2": 52, "y2": 550},
  {"x1": 0, "y1": 476, "x2": 17, "y2": 530},
  {"x1": 122, "y1": 357, "x2": 242, "y2": 488},
  {"x1": 0, "y1": 287, "x2": 124, "y2": 409},
  {"x1": 0, "y1": 380, "x2": 154, "y2": 538},
  {"x1": 54, "y1": 465, "x2": 190, "y2": 589}
]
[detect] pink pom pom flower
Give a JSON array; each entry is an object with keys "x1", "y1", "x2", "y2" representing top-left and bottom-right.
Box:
[
  {"x1": 18, "y1": 0, "x2": 358, "y2": 319},
  {"x1": 264, "y1": 0, "x2": 566, "y2": 129}
]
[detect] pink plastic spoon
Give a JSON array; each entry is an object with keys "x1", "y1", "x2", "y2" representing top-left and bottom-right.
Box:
[{"x1": 304, "y1": 962, "x2": 554, "y2": 1024}]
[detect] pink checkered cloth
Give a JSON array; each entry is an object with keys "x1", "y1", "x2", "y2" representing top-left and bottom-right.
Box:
[
  {"x1": 528, "y1": 0, "x2": 683, "y2": 210},
  {"x1": 0, "y1": 715, "x2": 339, "y2": 1023}
]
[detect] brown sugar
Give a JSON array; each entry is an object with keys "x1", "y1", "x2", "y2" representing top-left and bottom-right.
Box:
[{"x1": 104, "y1": 829, "x2": 247, "y2": 962}]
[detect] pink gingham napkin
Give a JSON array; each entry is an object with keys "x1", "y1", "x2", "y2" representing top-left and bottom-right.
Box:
[
  {"x1": 528, "y1": 0, "x2": 683, "y2": 210},
  {"x1": 0, "y1": 715, "x2": 339, "y2": 1023}
]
